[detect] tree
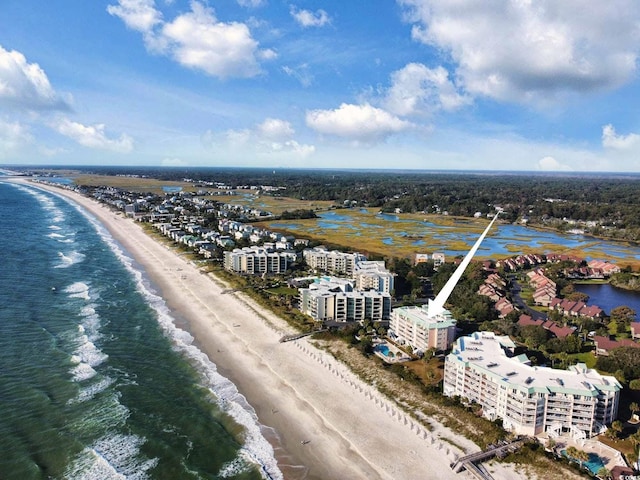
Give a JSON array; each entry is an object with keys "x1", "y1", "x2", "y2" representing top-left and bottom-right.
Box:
[
  {"x1": 630, "y1": 402, "x2": 639, "y2": 418},
  {"x1": 574, "y1": 449, "x2": 589, "y2": 469},
  {"x1": 630, "y1": 379, "x2": 640, "y2": 390},
  {"x1": 597, "y1": 467, "x2": 612, "y2": 479},
  {"x1": 520, "y1": 324, "x2": 548, "y2": 349},
  {"x1": 610, "y1": 305, "x2": 637, "y2": 332},
  {"x1": 610, "y1": 420, "x2": 624, "y2": 440}
]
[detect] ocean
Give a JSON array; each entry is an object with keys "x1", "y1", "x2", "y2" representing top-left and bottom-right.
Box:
[{"x1": 0, "y1": 180, "x2": 281, "y2": 480}]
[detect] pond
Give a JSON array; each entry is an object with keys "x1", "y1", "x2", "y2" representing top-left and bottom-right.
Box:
[{"x1": 574, "y1": 283, "x2": 640, "y2": 318}]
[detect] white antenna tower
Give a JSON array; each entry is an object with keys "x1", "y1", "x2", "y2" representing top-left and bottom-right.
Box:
[{"x1": 426, "y1": 211, "x2": 501, "y2": 318}]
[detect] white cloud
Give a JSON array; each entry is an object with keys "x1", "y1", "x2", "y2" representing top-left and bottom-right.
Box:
[
  {"x1": 384, "y1": 63, "x2": 471, "y2": 116},
  {"x1": 52, "y1": 118, "x2": 134, "y2": 153},
  {"x1": 282, "y1": 64, "x2": 313, "y2": 87},
  {"x1": 398, "y1": 0, "x2": 640, "y2": 104},
  {"x1": 203, "y1": 116, "x2": 314, "y2": 158},
  {"x1": 237, "y1": 0, "x2": 266, "y2": 8},
  {"x1": 257, "y1": 118, "x2": 294, "y2": 139},
  {"x1": 107, "y1": 0, "x2": 162, "y2": 32},
  {"x1": 107, "y1": 0, "x2": 274, "y2": 78},
  {"x1": 0, "y1": 119, "x2": 31, "y2": 154},
  {"x1": 290, "y1": 6, "x2": 331, "y2": 28},
  {"x1": 602, "y1": 124, "x2": 640, "y2": 150},
  {"x1": 536, "y1": 156, "x2": 573, "y2": 171},
  {"x1": 306, "y1": 103, "x2": 412, "y2": 142},
  {"x1": 0, "y1": 45, "x2": 70, "y2": 111}
]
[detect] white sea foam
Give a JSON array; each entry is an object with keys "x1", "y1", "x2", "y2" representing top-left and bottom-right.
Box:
[
  {"x1": 56, "y1": 251, "x2": 86, "y2": 269},
  {"x1": 64, "y1": 433, "x2": 158, "y2": 480},
  {"x1": 65, "y1": 282, "x2": 91, "y2": 299},
  {"x1": 71, "y1": 362, "x2": 98, "y2": 382},
  {"x1": 68, "y1": 377, "x2": 116, "y2": 404},
  {"x1": 75, "y1": 336, "x2": 108, "y2": 368},
  {"x1": 48, "y1": 232, "x2": 75, "y2": 244}
]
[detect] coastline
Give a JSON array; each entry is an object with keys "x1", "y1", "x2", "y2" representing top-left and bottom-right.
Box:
[{"x1": 21, "y1": 179, "x2": 528, "y2": 480}]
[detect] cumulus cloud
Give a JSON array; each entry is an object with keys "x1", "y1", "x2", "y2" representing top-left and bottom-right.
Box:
[
  {"x1": 536, "y1": 156, "x2": 572, "y2": 171},
  {"x1": 306, "y1": 103, "x2": 412, "y2": 142},
  {"x1": 602, "y1": 124, "x2": 640, "y2": 150},
  {"x1": 256, "y1": 118, "x2": 295, "y2": 139},
  {"x1": 384, "y1": 63, "x2": 471, "y2": 116},
  {"x1": 398, "y1": 0, "x2": 640, "y2": 104},
  {"x1": 107, "y1": 0, "x2": 162, "y2": 32},
  {"x1": 204, "y1": 117, "x2": 314, "y2": 157},
  {"x1": 290, "y1": 6, "x2": 331, "y2": 28},
  {"x1": 0, "y1": 45, "x2": 70, "y2": 111},
  {"x1": 52, "y1": 118, "x2": 134, "y2": 153},
  {"x1": 107, "y1": 0, "x2": 275, "y2": 78}
]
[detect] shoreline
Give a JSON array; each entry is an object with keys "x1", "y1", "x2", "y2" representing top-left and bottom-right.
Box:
[{"x1": 19, "y1": 179, "x2": 526, "y2": 480}]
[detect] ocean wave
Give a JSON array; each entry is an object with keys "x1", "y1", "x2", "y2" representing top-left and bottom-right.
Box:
[
  {"x1": 68, "y1": 377, "x2": 116, "y2": 404},
  {"x1": 65, "y1": 282, "x2": 91, "y2": 299},
  {"x1": 75, "y1": 335, "x2": 108, "y2": 368},
  {"x1": 70, "y1": 360, "x2": 98, "y2": 382},
  {"x1": 13, "y1": 183, "x2": 66, "y2": 223},
  {"x1": 64, "y1": 433, "x2": 158, "y2": 480},
  {"x1": 56, "y1": 251, "x2": 86, "y2": 269},
  {"x1": 48, "y1": 231, "x2": 75, "y2": 243}
]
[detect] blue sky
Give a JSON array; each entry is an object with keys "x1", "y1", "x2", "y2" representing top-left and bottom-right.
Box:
[{"x1": 1, "y1": 0, "x2": 640, "y2": 172}]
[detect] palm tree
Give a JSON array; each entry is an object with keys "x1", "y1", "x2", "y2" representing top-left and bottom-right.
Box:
[
  {"x1": 566, "y1": 446, "x2": 578, "y2": 461},
  {"x1": 574, "y1": 449, "x2": 589, "y2": 469},
  {"x1": 597, "y1": 467, "x2": 612, "y2": 479},
  {"x1": 611, "y1": 420, "x2": 624, "y2": 440}
]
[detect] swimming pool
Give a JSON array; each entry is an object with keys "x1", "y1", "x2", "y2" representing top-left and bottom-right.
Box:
[
  {"x1": 561, "y1": 450, "x2": 606, "y2": 475},
  {"x1": 375, "y1": 344, "x2": 390, "y2": 356}
]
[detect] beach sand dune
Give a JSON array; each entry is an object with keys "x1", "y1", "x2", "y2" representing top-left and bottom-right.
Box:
[{"x1": 26, "y1": 180, "x2": 530, "y2": 480}]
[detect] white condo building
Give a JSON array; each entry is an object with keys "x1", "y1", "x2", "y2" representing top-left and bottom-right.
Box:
[
  {"x1": 298, "y1": 277, "x2": 391, "y2": 322},
  {"x1": 389, "y1": 305, "x2": 457, "y2": 353},
  {"x1": 223, "y1": 246, "x2": 297, "y2": 275},
  {"x1": 303, "y1": 247, "x2": 367, "y2": 276},
  {"x1": 444, "y1": 332, "x2": 621, "y2": 438},
  {"x1": 353, "y1": 260, "x2": 394, "y2": 294}
]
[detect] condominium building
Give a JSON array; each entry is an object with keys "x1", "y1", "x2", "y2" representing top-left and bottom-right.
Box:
[
  {"x1": 223, "y1": 246, "x2": 297, "y2": 275},
  {"x1": 298, "y1": 277, "x2": 391, "y2": 322},
  {"x1": 303, "y1": 247, "x2": 366, "y2": 276},
  {"x1": 389, "y1": 304, "x2": 457, "y2": 353},
  {"x1": 444, "y1": 332, "x2": 621, "y2": 438},
  {"x1": 353, "y1": 260, "x2": 395, "y2": 294}
]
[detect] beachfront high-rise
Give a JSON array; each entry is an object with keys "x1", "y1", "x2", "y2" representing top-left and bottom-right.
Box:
[
  {"x1": 389, "y1": 305, "x2": 457, "y2": 353},
  {"x1": 443, "y1": 332, "x2": 621, "y2": 438},
  {"x1": 303, "y1": 247, "x2": 367, "y2": 276},
  {"x1": 223, "y1": 246, "x2": 297, "y2": 275},
  {"x1": 298, "y1": 277, "x2": 391, "y2": 322}
]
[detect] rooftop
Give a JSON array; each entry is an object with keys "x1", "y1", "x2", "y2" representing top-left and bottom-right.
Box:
[{"x1": 450, "y1": 331, "x2": 621, "y2": 396}]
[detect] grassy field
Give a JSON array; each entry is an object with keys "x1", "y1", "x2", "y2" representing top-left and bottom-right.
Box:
[
  {"x1": 74, "y1": 174, "x2": 194, "y2": 194},
  {"x1": 219, "y1": 193, "x2": 335, "y2": 216}
]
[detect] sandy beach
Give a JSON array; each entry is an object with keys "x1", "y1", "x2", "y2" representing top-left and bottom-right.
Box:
[{"x1": 23, "y1": 179, "x2": 528, "y2": 480}]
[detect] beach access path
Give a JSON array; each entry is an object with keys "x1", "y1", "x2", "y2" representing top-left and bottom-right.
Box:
[{"x1": 25, "y1": 179, "x2": 530, "y2": 480}]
